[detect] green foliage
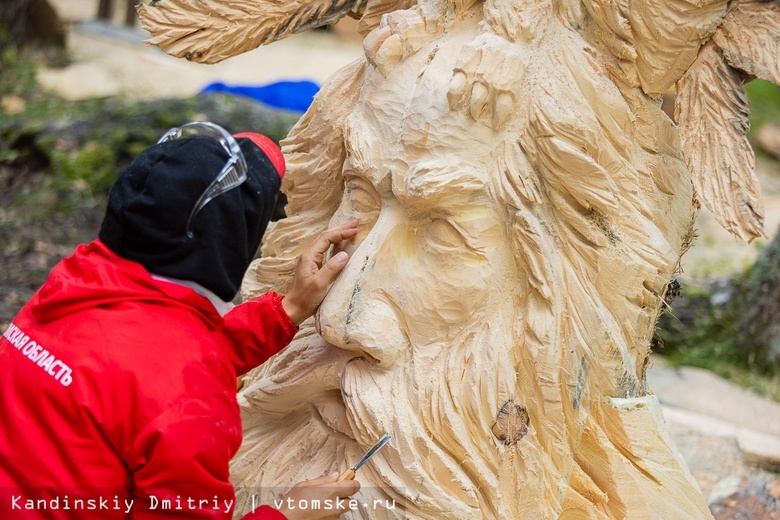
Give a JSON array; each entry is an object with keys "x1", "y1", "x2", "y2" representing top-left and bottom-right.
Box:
[
  {"x1": 49, "y1": 142, "x2": 115, "y2": 206},
  {"x1": 656, "y1": 284, "x2": 739, "y2": 363},
  {"x1": 0, "y1": 35, "x2": 90, "y2": 121},
  {"x1": 746, "y1": 79, "x2": 780, "y2": 138},
  {"x1": 656, "y1": 276, "x2": 780, "y2": 403},
  {"x1": 1, "y1": 46, "x2": 299, "y2": 224},
  {"x1": 0, "y1": 27, "x2": 34, "y2": 96}
]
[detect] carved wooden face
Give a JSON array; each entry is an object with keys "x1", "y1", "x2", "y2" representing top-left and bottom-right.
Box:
[
  {"x1": 231, "y1": 2, "x2": 748, "y2": 516},
  {"x1": 315, "y1": 23, "x2": 521, "y2": 369}
]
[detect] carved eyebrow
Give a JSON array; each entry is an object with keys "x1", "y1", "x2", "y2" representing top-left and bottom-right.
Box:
[{"x1": 398, "y1": 158, "x2": 491, "y2": 210}]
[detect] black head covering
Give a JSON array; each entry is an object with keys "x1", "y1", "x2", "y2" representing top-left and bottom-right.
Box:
[{"x1": 99, "y1": 135, "x2": 281, "y2": 301}]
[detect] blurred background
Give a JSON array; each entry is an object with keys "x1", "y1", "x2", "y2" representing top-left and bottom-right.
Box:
[{"x1": 1, "y1": 1, "x2": 779, "y2": 517}]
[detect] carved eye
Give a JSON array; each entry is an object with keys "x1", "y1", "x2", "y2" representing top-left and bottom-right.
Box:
[
  {"x1": 427, "y1": 219, "x2": 486, "y2": 261},
  {"x1": 427, "y1": 219, "x2": 465, "y2": 250},
  {"x1": 345, "y1": 176, "x2": 381, "y2": 218}
]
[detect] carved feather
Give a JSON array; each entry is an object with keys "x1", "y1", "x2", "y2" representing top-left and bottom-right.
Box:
[
  {"x1": 137, "y1": 0, "x2": 369, "y2": 64},
  {"x1": 676, "y1": 42, "x2": 765, "y2": 242},
  {"x1": 712, "y1": 0, "x2": 780, "y2": 84},
  {"x1": 627, "y1": 0, "x2": 729, "y2": 96}
]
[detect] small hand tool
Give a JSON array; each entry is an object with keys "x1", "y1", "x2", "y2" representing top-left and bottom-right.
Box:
[{"x1": 337, "y1": 433, "x2": 391, "y2": 481}]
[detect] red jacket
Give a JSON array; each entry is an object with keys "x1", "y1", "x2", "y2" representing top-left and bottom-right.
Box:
[{"x1": 0, "y1": 240, "x2": 295, "y2": 519}]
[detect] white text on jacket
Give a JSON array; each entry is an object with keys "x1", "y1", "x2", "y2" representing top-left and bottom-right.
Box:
[{"x1": 2, "y1": 322, "x2": 73, "y2": 386}]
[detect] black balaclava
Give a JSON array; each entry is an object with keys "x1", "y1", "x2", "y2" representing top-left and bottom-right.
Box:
[{"x1": 99, "y1": 135, "x2": 283, "y2": 302}]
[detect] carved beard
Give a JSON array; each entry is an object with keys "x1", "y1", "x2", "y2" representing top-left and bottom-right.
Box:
[
  {"x1": 342, "y1": 320, "x2": 524, "y2": 518},
  {"x1": 232, "y1": 313, "x2": 531, "y2": 520}
]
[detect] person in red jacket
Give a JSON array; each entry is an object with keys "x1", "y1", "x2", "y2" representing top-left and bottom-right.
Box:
[{"x1": 0, "y1": 122, "x2": 360, "y2": 519}]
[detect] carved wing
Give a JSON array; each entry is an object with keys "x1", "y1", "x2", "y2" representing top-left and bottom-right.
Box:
[
  {"x1": 627, "y1": 0, "x2": 729, "y2": 96},
  {"x1": 675, "y1": 42, "x2": 764, "y2": 242},
  {"x1": 137, "y1": 0, "x2": 364, "y2": 63},
  {"x1": 675, "y1": 1, "x2": 779, "y2": 242},
  {"x1": 137, "y1": 0, "x2": 414, "y2": 64}
]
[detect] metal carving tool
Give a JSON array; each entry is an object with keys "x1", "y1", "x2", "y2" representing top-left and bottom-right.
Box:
[{"x1": 337, "y1": 433, "x2": 391, "y2": 481}]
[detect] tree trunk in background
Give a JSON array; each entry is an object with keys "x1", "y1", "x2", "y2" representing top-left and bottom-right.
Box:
[
  {"x1": 0, "y1": 0, "x2": 65, "y2": 49},
  {"x1": 658, "y1": 226, "x2": 780, "y2": 373},
  {"x1": 97, "y1": 0, "x2": 113, "y2": 21}
]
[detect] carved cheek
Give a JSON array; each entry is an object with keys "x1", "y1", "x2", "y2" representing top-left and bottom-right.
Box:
[{"x1": 395, "y1": 226, "x2": 501, "y2": 341}]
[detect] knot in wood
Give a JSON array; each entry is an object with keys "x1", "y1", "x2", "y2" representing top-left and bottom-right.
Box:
[{"x1": 491, "y1": 400, "x2": 529, "y2": 446}]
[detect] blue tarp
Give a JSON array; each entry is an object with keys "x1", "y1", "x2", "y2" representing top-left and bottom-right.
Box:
[{"x1": 200, "y1": 80, "x2": 321, "y2": 113}]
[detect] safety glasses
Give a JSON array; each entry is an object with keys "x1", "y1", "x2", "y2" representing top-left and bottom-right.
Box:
[{"x1": 158, "y1": 121, "x2": 248, "y2": 237}]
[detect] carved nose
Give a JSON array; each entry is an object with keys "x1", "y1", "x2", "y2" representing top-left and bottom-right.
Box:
[{"x1": 316, "y1": 209, "x2": 407, "y2": 365}]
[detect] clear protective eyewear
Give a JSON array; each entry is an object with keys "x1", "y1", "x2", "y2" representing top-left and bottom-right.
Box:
[{"x1": 157, "y1": 121, "x2": 248, "y2": 237}]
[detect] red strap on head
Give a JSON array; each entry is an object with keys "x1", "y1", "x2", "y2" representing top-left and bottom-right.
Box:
[{"x1": 233, "y1": 132, "x2": 286, "y2": 179}]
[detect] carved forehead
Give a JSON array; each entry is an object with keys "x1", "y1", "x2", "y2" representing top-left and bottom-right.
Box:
[
  {"x1": 351, "y1": 22, "x2": 493, "y2": 142},
  {"x1": 343, "y1": 103, "x2": 498, "y2": 207},
  {"x1": 339, "y1": 15, "x2": 506, "y2": 207},
  {"x1": 344, "y1": 63, "x2": 496, "y2": 163}
]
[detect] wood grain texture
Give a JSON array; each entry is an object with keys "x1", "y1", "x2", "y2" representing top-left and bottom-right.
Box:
[
  {"x1": 712, "y1": 0, "x2": 780, "y2": 85},
  {"x1": 138, "y1": 0, "x2": 363, "y2": 63},
  {"x1": 137, "y1": 0, "x2": 410, "y2": 63},
  {"x1": 676, "y1": 41, "x2": 766, "y2": 242}
]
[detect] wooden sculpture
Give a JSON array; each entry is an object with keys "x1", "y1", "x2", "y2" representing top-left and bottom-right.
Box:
[{"x1": 139, "y1": 1, "x2": 780, "y2": 518}]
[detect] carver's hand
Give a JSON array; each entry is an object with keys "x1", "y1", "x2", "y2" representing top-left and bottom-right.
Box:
[
  {"x1": 277, "y1": 473, "x2": 361, "y2": 520},
  {"x1": 282, "y1": 220, "x2": 359, "y2": 326}
]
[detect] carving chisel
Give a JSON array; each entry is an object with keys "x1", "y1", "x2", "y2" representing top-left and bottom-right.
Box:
[{"x1": 337, "y1": 433, "x2": 391, "y2": 481}]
